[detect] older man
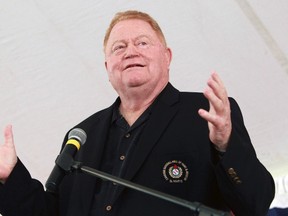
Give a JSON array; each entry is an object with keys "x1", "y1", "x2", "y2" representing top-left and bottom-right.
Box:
[{"x1": 0, "y1": 10, "x2": 274, "y2": 216}]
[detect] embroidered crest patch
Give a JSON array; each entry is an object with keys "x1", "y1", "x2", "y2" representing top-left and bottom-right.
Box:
[{"x1": 162, "y1": 160, "x2": 189, "y2": 183}]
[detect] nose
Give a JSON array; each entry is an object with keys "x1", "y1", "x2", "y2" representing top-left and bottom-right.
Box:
[{"x1": 124, "y1": 44, "x2": 139, "y2": 59}]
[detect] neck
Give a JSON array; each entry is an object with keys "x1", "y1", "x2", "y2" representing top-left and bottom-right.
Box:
[
  {"x1": 119, "y1": 102, "x2": 150, "y2": 126},
  {"x1": 118, "y1": 82, "x2": 167, "y2": 125}
]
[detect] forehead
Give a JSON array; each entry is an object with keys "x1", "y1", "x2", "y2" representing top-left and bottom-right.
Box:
[{"x1": 108, "y1": 19, "x2": 160, "y2": 43}]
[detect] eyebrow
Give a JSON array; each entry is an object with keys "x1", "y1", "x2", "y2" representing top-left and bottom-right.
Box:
[{"x1": 111, "y1": 34, "x2": 153, "y2": 48}]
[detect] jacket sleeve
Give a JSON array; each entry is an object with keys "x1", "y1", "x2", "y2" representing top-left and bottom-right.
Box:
[
  {"x1": 214, "y1": 98, "x2": 275, "y2": 216},
  {"x1": 0, "y1": 159, "x2": 58, "y2": 216}
]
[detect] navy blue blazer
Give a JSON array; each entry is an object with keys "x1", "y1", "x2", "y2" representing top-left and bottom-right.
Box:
[{"x1": 0, "y1": 83, "x2": 274, "y2": 216}]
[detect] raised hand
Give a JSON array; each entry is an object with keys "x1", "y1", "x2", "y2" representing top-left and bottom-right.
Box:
[
  {"x1": 198, "y1": 72, "x2": 232, "y2": 151},
  {"x1": 0, "y1": 125, "x2": 18, "y2": 183}
]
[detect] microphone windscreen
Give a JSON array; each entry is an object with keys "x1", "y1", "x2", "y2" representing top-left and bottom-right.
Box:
[{"x1": 68, "y1": 128, "x2": 87, "y2": 145}]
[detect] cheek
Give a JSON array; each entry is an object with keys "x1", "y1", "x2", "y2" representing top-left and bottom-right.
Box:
[
  {"x1": 106, "y1": 61, "x2": 122, "y2": 84},
  {"x1": 150, "y1": 52, "x2": 169, "y2": 70},
  {"x1": 106, "y1": 58, "x2": 120, "y2": 74}
]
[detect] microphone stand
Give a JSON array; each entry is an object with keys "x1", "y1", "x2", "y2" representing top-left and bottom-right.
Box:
[{"x1": 71, "y1": 161, "x2": 230, "y2": 216}]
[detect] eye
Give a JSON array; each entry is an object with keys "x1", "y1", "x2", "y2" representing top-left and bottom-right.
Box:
[
  {"x1": 112, "y1": 44, "x2": 126, "y2": 53},
  {"x1": 137, "y1": 41, "x2": 148, "y2": 47}
]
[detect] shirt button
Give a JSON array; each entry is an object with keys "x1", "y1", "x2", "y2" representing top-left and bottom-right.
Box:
[
  {"x1": 228, "y1": 168, "x2": 237, "y2": 176},
  {"x1": 106, "y1": 205, "x2": 112, "y2": 211},
  {"x1": 120, "y1": 155, "x2": 126, "y2": 161},
  {"x1": 125, "y1": 133, "x2": 131, "y2": 138}
]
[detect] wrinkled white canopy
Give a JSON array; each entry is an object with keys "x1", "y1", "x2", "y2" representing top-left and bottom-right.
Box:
[{"x1": 1, "y1": 0, "x2": 288, "y2": 208}]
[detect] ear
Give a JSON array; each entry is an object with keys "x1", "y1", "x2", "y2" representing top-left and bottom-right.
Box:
[
  {"x1": 105, "y1": 61, "x2": 108, "y2": 70},
  {"x1": 104, "y1": 61, "x2": 111, "y2": 82},
  {"x1": 165, "y1": 47, "x2": 172, "y2": 67}
]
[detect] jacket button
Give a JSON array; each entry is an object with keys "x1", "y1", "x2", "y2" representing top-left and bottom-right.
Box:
[
  {"x1": 228, "y1": 168, "x2": 236, "y2": 175},
  {"x1": 233, "y1": 177, "x2": 242, "y2": 184},
  {"x1": 236, "y1": 179, "x2": 242, "y2": 184}
]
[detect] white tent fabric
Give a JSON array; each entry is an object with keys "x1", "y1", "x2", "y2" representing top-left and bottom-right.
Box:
[{"x1": 1, "y1": 0, "x2": 288, "y2": 209}]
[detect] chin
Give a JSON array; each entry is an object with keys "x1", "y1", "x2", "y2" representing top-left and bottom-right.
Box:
[{"x1": 125, "y1": 78, "x2": 147, "y2": 88}]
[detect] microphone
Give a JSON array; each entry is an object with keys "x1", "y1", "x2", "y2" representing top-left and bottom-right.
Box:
[{"x1": 45, "y1": 128, "x2": 87, "y2": 193}]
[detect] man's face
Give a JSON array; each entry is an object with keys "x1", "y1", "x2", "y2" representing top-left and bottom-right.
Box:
[{"x1": 105, "y1": 19, "x2": 172, "y2": 94}]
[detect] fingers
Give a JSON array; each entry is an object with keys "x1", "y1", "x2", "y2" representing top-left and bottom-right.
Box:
[
  {"x1": 199, "y1": 71, "x2": 232, "y2": 147},
  {"x1": 0, "y1": 125, "x2": 17, "y2": 182},
  {"x1": 4, "y1": 125, "x2": 14, "y2": 147},
  {"x1": 204, "y1": 72, "x2": 229, "y2": 113},
  {"x1": 198, "y1": 107, "x2": 216, "y2": 125},
  {"x1": 208, "y1": 71, "x2": 226, "y2": 98}
]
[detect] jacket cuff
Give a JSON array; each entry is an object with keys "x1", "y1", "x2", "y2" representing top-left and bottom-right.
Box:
[{"x1": 0, "y1": 158, "x2": 32, "y2": 205}]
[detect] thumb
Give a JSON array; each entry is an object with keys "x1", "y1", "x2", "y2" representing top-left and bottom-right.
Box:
[{"x1": 4, "y1": 125, "x2": 15, "y2": 148}]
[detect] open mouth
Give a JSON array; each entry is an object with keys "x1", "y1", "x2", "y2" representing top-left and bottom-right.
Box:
[{"x1": 124, "y1": 64, "x2": 145, "y2": 70}]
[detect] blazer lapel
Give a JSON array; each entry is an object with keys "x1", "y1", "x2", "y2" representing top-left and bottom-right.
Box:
[
  {"x1": 112, "y1": 83, "x2": 180, "y2": 203},
  {"x1": 67, "y1": 106, "x2": 114, "y2": 216}
]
